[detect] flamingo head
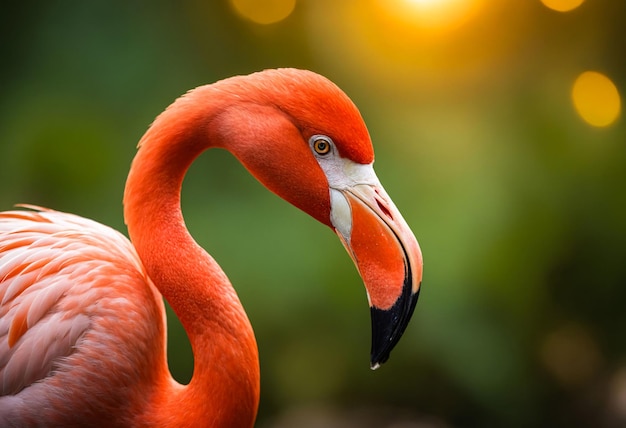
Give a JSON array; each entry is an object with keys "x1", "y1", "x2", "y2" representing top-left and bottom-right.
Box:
[{"x1": 211, "y1": 69, "x2": 423, "y2": 368}]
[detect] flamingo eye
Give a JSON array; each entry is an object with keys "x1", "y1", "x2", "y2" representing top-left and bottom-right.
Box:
[{"x1": 311, "y1": 135, "x2": 333, "y2": 156}]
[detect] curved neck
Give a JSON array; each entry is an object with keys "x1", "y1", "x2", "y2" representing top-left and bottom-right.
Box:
[{"x1": 123, "y1": 86, "x2": 260, "y2": 427}]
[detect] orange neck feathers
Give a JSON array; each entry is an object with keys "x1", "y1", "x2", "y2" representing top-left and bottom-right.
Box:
[{"x1": 123, "y1": 82, "x2": 261, "y2": 427}]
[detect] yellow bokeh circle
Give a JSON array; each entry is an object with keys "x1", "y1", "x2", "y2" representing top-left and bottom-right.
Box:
[
  {"x1": 230, "y1": 0, "x2": 296, "y2": 25},
  {"x1": 571, "y1": 71, "x2": 621, "y2": 128},
  {"x1": 540, "y1": 0, "x2": 585, "y2": 13}
]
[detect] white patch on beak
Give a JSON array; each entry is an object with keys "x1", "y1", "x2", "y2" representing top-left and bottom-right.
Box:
[
  {"x1": 330, "y1": 188, "x2": 352, "y2": 243},
  {"x1": 308, "y1": 134, "x2": 383, "y2": 243},
  {"x1": 324, "y1": 160, "x2": 381, "y2": 246},
  {"x1": 323, "y1": 160, "x2": 380, "y2": 190}
]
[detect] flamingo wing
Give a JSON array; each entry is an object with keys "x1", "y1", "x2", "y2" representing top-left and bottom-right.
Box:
[{"x1": 0, "y1": 207, "x2": 166, "y2": 423}]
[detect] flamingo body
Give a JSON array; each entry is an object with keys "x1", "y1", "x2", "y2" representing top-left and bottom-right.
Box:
[
  {"x1": 0, "y1": 209, "x2": 166, "y2": 426},
  {"x1": 0, "y1": 69, "x2": 422, "y2": 427}
]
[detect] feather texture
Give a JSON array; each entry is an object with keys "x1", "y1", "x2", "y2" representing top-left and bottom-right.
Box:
[{"x1": 0, "y1": 207, "x2": 167, "y2": 426}]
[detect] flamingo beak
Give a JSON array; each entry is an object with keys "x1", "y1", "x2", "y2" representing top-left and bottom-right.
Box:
[{"x1": 329, "y1": 182, "x2": 423, "y2": 369}]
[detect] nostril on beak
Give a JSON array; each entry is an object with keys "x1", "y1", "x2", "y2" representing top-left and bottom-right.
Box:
[{"x1": 375, "y1": 198, "x2": 393, "y2": 221}]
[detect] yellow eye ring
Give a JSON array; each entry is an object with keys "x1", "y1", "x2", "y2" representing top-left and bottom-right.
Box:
[{"x1": 312, "y1": 136, "x2": 332, "y2": 155}]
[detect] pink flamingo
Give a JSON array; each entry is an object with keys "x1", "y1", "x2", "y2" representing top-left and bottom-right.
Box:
[{"x1": 0, "y1": 69, "x2": 422, "y2": 427}]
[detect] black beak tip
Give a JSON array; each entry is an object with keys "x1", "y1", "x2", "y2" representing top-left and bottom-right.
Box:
[{"x1": 369, "y1": 284, "x2": 421, "y2": 369}]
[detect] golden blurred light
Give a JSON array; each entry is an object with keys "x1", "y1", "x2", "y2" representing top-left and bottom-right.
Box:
[
  {"x1": 230, "y1": 0, "x2": 295, "y2": 25},
  {"x1": 540, "y1": 0, "x2": 584, "y2": 12},
  {"x1": 571, "y1": 71, "x2": 621, "y2": 127},
  {"x1": 380, "y1": 0, "x2": 483, "y2": 32},
  {"x1": 305, "y1": 1, "x2": 528, "y2": 95}
]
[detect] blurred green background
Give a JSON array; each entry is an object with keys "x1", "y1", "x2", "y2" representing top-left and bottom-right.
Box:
[{"x1": 1, "y1": 1, "x2": 625, "y2": 427}]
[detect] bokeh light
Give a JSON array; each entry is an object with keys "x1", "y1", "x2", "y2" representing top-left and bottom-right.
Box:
[
  {"x1": 571, "y1": 71, "x2": 621, "y2": 127},
  {"x1": 230, "y1": 0, "x2": 295, "y2": 25},
  {"x1": 540, "y1": 0, "x2": 585, "y2": 12},
  {"x1": 379, "y1": 0, "x2": 483, "y2": 32},
  {"x1": 305, "y1": 0, "x2": 522, "y2": 97}
]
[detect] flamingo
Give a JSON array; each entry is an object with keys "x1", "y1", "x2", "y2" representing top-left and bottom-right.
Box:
[{"x1": 0, "y1": 69, "x2": 423, "y2": 427}]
